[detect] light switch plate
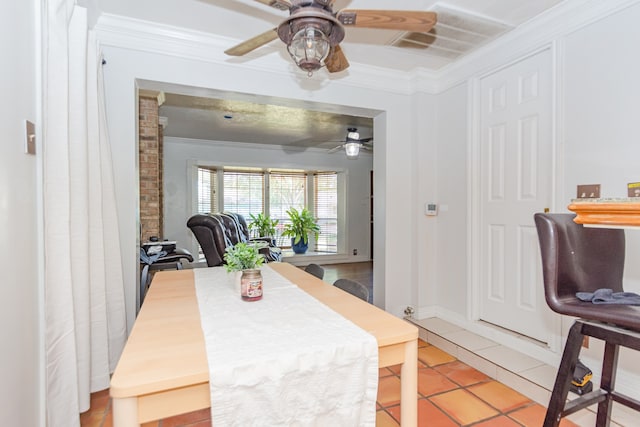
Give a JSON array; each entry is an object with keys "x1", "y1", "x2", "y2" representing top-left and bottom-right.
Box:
[{"x1": 576, "y1": 184, "x2": 600, "y2": 199}]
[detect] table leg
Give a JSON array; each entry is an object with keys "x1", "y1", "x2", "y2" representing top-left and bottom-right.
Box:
[
  {"x1": 400, "y1": 339, "x2": 418, "y2": 427},
  {"x1": 112, "y1": 397, "x2": 139, "y2": 427}
]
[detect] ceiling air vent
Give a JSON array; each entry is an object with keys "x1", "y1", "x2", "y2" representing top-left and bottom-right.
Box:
[{"x1": 392, "y1": 4, "x2": 513, "y2": 61}]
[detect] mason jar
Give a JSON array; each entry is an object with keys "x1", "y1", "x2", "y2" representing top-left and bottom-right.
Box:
[{"x1": 240, "y1": 269, "x2": 263, "y2": 301}]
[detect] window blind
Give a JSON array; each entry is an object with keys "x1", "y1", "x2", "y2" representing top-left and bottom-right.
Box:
[
  {"x1": 223, "y1": 171, "x2": 264, "y2": 219},
  {"x1": 197, "y1": 166, "x2": 218, "y2": 214},
  {"x1": 269, "y1": 172, "x2": 306, "y2": 247},
  {"x1": 314, "y1": 172, "x2": 338, "y2": 253}
]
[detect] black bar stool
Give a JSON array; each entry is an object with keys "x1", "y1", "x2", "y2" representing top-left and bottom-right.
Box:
[{"x1": 535, "y1": 213, "x2": 640, "y2": 426}]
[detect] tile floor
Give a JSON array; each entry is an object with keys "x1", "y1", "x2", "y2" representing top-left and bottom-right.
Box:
[
  {"x1": 80, "y1": 339, "x2": 579, "y2": 427},
  {"x1": 411, "y1": 317, "x2": 637, "y2": 427}
]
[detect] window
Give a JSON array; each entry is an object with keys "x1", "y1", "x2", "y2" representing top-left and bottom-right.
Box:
[
  {"x1": 269, "y1": 172, "x2": 306, "y2": 247},
  {"x1": 314, "y1": 172, "x2": 337, "y2": 253},
  {"x1": 197, "y1": 166, "x2": 218, "y2": 214},
  {"x1": 223, "y1": 171, "x2": 264, "y2": 219},
  {"x1": 195, "y1": 166, "x2": 339, "y2": 253}
]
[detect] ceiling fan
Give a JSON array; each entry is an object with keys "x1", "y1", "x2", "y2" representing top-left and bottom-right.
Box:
[
  {"x1": 224, "y1": 0, "x2": 437, "y2": 76},
  {"x1": 328, "y1": 127, "x2": 372, "y2": 158}
]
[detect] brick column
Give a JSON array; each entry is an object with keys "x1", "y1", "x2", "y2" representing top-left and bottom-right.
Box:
[{"x1": 138, "y1": 96, "x2": 163, "y2": 241}]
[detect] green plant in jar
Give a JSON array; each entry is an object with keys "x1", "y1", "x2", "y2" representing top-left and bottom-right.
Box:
[{"x1": 223, "y1": 242, "x2": 265, "y2": 272}]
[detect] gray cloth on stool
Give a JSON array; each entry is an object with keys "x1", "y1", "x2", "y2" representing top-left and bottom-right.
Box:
[
  {"x1": 140, "y1": 248, "x2": 167, "y2": 265},
  {"x1": 576, "y1": 288, "x2": 640, "y2": 305}
]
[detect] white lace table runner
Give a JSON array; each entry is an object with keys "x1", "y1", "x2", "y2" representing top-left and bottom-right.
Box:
[{"x1": 194, "y1": 264, "x2": 378, "y2": 427}]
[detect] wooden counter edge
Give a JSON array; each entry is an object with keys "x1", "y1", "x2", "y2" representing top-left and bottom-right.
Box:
[{"x1": 568, "y1": 202, "x2": 640, "y2": 227}]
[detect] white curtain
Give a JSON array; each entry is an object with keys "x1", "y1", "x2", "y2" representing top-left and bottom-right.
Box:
[{"x1": 44, "y1": 1, "x2": 127, "y2": 426}]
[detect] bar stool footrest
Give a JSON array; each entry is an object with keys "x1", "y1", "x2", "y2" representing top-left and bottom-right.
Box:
[
  {"x1": 610, "y1": 391, "x2": 640, "y2": 412},
  {"x1": 562, "y1": 390, "x2": 607, "y2": 417}
]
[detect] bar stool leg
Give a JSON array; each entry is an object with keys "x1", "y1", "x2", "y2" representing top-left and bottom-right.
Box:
[
  {"x1": 544, "y1": 321, "x2": 585, "y2": 427},
  {"x1": 596, "y1": 342, "x2": 619, "y2": 427}
]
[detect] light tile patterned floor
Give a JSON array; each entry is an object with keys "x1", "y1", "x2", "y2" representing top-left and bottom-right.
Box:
[{"x1": 81, "y1": 339, "x2": 580, "y2": 427}]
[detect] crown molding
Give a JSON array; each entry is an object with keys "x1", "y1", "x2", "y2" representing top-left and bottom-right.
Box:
[{"x1": 94, "y1": 13, "x2": 420, "y2": 96}]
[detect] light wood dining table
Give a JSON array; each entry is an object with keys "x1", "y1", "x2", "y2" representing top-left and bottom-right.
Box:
[{"x1": 110, "y1": 262, "x2": 419, "y2": 426}]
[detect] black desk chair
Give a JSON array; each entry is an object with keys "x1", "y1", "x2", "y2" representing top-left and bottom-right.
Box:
[
  {"x1": 140, "y1": 247, "x2": 193, "y2": 305},
  {"x1": 333, "y1": 278, "x2": 369, "y2": 302},
  {"x1": 535, "y1": 213, "x2": 640, "y2": 426},
  {"x1": 187, "y1": 212, "x2": 281, "y2": 267}
]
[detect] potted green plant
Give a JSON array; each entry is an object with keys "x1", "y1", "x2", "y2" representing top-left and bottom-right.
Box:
[
  {"x1": 281, "y1": 207, "x2": 320, "y2": 254},
  {"x1": 223, "y1": 242, "x2": 265, "y2": 272},
  {"x1": 223, "y1": 242, "x2": 265, "y2": 301},
  {"x1": 248, "y1": 213, "x2": 279, "y2": 243}
]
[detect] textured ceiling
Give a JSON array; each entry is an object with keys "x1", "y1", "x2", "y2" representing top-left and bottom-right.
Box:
[
  {"x1": 158, "y1": 93, "x2": 374, "y2": 150},
  {"x1": 109, "y1": 1, "x2": 568, "y2": 149}
]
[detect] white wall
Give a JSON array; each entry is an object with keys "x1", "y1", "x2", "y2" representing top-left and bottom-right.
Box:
[
  {"x1": 163, "y1": 137, "x2": 373, "y2": 263},
  {"x1": 413, "y1": 92, "x2": 438, "y2": 314},
  {"x1": 432, "y1": 83, "x2": 469, "y2": 315},
  {"x1": 0, "y1": 0, "x2": 43, "y2": 425},
  {"x1": 99, "y1": 43, "x2": 421, "y2": 329}
]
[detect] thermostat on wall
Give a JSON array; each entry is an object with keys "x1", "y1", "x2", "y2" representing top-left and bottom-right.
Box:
[{"x1": 425, "y1": 203, "x2": 438, "y2": 216}]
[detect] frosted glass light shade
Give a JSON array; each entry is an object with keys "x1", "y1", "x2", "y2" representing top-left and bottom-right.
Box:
[{"x1": 345, "y1": 142, "x2": 360, "y2": 158}]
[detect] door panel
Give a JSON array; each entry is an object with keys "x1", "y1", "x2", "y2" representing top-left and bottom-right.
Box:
[{"x1": 479, "y1": 49, "x2": 552, "y2": 343}]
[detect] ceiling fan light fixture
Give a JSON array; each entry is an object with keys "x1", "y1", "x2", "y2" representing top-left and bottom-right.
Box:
[
  {"x1": 287, "y1": 26, "x2": 331, "y2": 76},
  {"x1": 345, "y1": 142, "x2": 360, "y2": 158}
]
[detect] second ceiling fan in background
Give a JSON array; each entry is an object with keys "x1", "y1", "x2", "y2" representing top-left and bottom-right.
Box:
[
  {"x1": 328, "y1": 127, "x2": 372, "y2": 158},
  {"x1": 225, "y1": 0, "x2": 437, "y2": 75}
]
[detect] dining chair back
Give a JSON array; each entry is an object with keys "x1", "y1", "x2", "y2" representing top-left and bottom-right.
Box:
[
  {"x1": 304, "y1": 263, "x2": 325, "y2": 280},
  {"x1": 333, "y1": 278, "x2": 369, "y2": 302}
]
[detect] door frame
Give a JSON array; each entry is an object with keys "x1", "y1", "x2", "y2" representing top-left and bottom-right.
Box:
[{"x1": 467, "y1": 42, "x2": 565, "y2": 353}]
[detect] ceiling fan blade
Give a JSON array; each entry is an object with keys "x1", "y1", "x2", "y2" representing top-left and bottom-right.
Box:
[
  {"x1": 360, "y1": 145, "x2": 372, "y2": 151},
  {"x1": 253, "y1": 0, "x2": 292, "y2": 11},
  {"x1": 325, "y1": 45, "x2": 350, "y2": 73},
  {"x1": 359, "y1": 137, "x2": 373, "y2": 143},
  {"x1": 336, "y1": 10, "x2": 437, "y2": 33},
  {"x1": 327, "y1": 144, "x2": 344, "y2": 154},
  {"x1": 224, "y1": 28, "x2": 279, "y2": 56}
]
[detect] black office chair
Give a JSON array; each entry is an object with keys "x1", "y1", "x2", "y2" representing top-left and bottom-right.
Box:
[
  {"x1": 140, "y1": 247, "x2": 193, "y2": 306},
  {"x1": 187, "y1": 212, "x2": 281, "y2": 267},
  {"x1": 333, "y1": 278, "x2": 369, "y2": 302},
  {"x1": 535, "y1": 213, "x2": 640, "y2": 426},
  {"x1": 304, "y1": 263, "x2": 324, "y2": 280}
]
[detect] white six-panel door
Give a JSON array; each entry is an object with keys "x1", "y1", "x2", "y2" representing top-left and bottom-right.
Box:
[{"x1": 478, "y1": 49, "x2": 553, "y2": 343}]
